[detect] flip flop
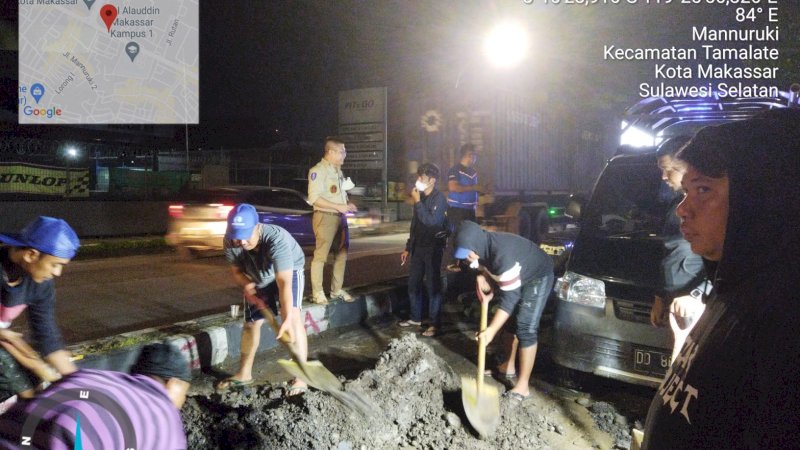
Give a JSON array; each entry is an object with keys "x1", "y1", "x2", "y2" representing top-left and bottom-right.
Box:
[
  {"x1": 286, "y1": 385, "x2": 308, "y2": 397},
  {"x1": 215, "y1": 377, "x2": 254, "y2": 392},
  {"x1": 502, "y1": 391, "x2": 531, "y2": 402},
  {"x1": 484, "y1": 367, "x2": 517, "y2": 380},
  {"x1": 421, "y1": 326, "x2": 438, "y2": 337}
]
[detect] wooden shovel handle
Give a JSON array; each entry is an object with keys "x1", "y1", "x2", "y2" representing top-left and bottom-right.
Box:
[
  {"x1": 475, "y1": 276, "x2": 490, "y2": 389},
  {"x1": 243, "y1": 293, "x2": 294, "y2": 346}
]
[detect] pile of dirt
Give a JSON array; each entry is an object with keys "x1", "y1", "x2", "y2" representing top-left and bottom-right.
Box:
[{"x1": 182, "y1": 334, "x2": 619, "y2": 449}]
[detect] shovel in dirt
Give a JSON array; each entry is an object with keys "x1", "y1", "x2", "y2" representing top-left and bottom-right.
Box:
[
  {"x1": 461, "y1": 276, "x2": 501, "y2": 438},
  {"x1": 244, "y1": 293, "x2": 376, "y2": 416}
]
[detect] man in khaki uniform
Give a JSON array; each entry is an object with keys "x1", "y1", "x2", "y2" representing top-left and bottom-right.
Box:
[{"x1": 307, "y1": 137, "x2": 358, "y2": 304}]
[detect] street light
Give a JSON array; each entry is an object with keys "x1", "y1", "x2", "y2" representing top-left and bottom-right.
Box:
[
  {"x1": 483, "y1": 22, "x2": 529, "y2": 69},
  {"x1": 63, "y1": 146, "x2": 80, "y2": 200}
]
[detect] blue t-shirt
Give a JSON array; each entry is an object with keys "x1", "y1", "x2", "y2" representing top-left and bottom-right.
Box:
[{"x1": 447, "y1": 164, "x2": 478, "y2": 210}]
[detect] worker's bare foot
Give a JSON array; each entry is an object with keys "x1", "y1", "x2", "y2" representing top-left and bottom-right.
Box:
[{"x1": 286, "y1": 378, "x2": 308, "y2": 397}]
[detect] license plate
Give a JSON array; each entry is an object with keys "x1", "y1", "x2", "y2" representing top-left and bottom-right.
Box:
[
  {"x1": 540, "y1": 244, "x2": 565, "y2": 256},
  {"x1": 633, "y1": 348, "x2": 670, "y2": 376}
]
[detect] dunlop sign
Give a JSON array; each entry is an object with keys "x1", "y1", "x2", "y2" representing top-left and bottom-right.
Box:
[{"x1": 0, "y1": 163, "x2": 90, "y2": 197}]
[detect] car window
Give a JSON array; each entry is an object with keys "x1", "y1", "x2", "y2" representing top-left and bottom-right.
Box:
[
  {"x1": 583, "y1": 163, "x2": 674, "y2": 238},
  {"x1": 246, "y1": 190, "x2": 311, "y2": 210}
]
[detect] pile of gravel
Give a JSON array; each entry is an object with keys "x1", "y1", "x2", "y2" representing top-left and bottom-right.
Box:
[{"x1": 182, "y1": 334, "x2": 613, "y2": 449}]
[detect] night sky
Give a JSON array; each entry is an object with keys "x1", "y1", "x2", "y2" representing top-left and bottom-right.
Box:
[{"x1": 2, "y1": 1, "x2": 798, "y2": 145}]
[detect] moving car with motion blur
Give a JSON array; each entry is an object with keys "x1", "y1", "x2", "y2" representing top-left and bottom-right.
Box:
[{"x1": 165, "y1": 186, "x2": 315, "y2": 256}]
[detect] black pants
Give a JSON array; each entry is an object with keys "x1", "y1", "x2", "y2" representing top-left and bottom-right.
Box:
[{"x1": 407, "y1": 246, "x2": 444, "y2": 327}]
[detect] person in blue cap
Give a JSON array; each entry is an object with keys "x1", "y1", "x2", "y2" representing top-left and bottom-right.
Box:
[
  {"x1": 216, "y1": 204, "x2": 309, "y2": 395},
  {"x1": 0, "y1": 216, "x2": 81, "y2": 402},
  {"x1": 453, "y1": 221, "x2": 553, "y2": 401}
]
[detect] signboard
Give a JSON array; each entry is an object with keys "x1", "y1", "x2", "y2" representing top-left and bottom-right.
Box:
[
  {"x1": 338, "y1": 87, "x2": 386, "y2": 125},
  {"x1": 344, "y1": 160, "x2": 383, "y2": 170},
  {"x1": 0, "y1": 163, "x2": 89, "y2": 197},
  {"x1": 346, "y1": 151, "x2": 383, "y2": 161},
  {"x1": 339, "y1": 123, "x2": 384, "y2": 134},
  {"x1": 346, "y1": 142, "x2": 385, "y2": 152},
  {"x1": 338, "y1": 87, "x2": 388, "y2": 210}
]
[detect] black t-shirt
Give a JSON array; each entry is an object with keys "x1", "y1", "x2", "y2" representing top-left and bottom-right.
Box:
[{"x1": 642, "y1": 265, "x2": 800, "y2": 449}]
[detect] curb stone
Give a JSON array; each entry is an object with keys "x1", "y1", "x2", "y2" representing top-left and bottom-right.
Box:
[{"x1": 67, "y1": 281, "x2": 410, "y2": 375}]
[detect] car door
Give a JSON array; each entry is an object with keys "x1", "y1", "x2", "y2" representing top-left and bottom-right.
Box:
[{"x1": 247, "y1": 189, "x2": 315, "y2": 246}]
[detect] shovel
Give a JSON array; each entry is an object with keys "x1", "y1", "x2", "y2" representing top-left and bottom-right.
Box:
[
  {"x1": 461, "y1": 275, "x2": 500, "y2": 438},
  {"x1": 244, "y1": 293, "x2": 376, "y2": 416}
]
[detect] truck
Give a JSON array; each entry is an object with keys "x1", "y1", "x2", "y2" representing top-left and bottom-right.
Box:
[{"x1": 549, "y1": 89, "x2": 799, "y2": 388}]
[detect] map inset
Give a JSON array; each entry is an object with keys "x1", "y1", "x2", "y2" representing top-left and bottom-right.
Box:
[{"x1": 19, "y1": 0, "x2": 199, "y2": 124}]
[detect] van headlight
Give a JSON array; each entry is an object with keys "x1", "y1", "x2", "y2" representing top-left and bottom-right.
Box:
[{"x1": 556, "y1": 271, "x2": 606, "y2": 308}]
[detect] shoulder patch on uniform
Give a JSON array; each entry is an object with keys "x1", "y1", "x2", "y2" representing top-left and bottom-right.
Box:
[{"x1": 310, "y1": 172, "x2": 317, "y2": 181}]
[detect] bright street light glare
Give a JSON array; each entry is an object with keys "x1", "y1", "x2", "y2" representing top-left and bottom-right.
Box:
[
  {"x1": 66, "y1": 147, "x2": 78, "y2": 158},
  {"x1": 483, "y1": 22, "x2": 529, "y2": 69}
]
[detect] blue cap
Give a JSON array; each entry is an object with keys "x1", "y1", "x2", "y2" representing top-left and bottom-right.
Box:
[
  {"x1": 0, "y1": 216, "x2": 80, "y2": 259},
  {"x1": 453, "y1": 247, "x2": 471, "y2": 259},
  {"x1": 226, "y1": 204, "x2": 259, "y2": 240}
]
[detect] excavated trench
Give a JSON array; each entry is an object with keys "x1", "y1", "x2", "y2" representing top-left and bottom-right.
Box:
[{"x1": 182, "y1": 333, "x2": 642, "y2": 450}]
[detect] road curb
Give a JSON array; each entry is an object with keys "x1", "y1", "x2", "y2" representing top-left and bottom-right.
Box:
[{"x1": 67, "y1": 280, "x2": 410, "y2": 376}]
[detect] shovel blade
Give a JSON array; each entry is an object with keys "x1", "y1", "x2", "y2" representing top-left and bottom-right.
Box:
[
  {"x1": 461, "y1": 375, "x2": 500, "y2": 438},
  {"x1": 277, "y1": 359, "x2": 378, "y2": 417},
  {"x1": 277, "y1": 358, "x2": 343, "y2": 392}
]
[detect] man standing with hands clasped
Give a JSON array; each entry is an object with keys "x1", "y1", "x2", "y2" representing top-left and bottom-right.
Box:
[
  {"x1": 308, "y1": 137, "x2": 358, "y2": 305},
  {"x1": 399, "y1": 163, "x2": 449, "y2": 337}
]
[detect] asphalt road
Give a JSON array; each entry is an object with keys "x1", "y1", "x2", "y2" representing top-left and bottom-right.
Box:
[{"x1": 14, "y1": 233, "x2": 410, "y2": 345}]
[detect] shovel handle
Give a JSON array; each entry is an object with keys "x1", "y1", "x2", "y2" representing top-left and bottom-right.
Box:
[
  {"x1": 476, "y1": 276, "x2": 491, "y2": 390},
  {"x1": 243, "y1": 293, "x2": 294, "y2": 347}
]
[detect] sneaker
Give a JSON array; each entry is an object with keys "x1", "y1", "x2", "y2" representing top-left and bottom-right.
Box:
[
  {"x1": 398, "y1": 319, "x2": 422, "y2": 327},
  {"x1": 311, "y1": 292, "x2": 328, "y2": 305},
  {"x1": 331, "y1": 289, "x2": 354, "y2": 303}
]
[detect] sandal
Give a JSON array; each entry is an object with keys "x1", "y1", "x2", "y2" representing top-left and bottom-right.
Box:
[
  {"x1": 398, "y1": 320, "x2": 421, "y2": 327},
  {"x1": 421, "y1": 326, "x2": 438, "y2": 337},
  {"x1": 502, "y1": 391, "x2": 531, "y2": 402},
  {"x1": 286, "y1": 384, "x2": 308, "y2": 397},
  {"x1": 484, "y1": 368, "x2": 517, "y2": 380},
  {"x1": 215, "y1": 377, "x2": 254, "y2": 392}
]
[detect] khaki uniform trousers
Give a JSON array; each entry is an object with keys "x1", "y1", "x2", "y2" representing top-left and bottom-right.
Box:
[{"x1": 311, "y1": 211, "x2": 348, "y2": 296}]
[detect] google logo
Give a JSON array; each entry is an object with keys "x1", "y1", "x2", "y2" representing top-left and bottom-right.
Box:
[{"x1": 22, "y1": 106, "x2": 62, "y2": 119}]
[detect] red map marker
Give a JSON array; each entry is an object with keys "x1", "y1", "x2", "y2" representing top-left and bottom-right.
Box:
[{"x1": 100, "y1": 4, "x2": 117, "y2": 32}]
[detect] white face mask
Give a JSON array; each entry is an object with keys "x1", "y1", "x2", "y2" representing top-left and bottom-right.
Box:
[
  {"x1": 469, "y1": 259, "x2": 479, "y2": 269},
  {"x1": 414, "y1": 180, "x2": 428, "y2": 192}
]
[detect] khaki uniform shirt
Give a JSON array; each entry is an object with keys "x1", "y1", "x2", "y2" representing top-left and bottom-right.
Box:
[{"x1": 308, "y1": 158, "x2": 347, "y2": 213}]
